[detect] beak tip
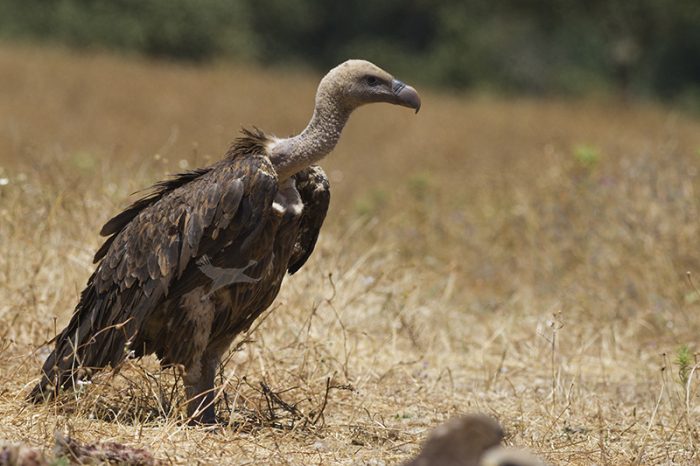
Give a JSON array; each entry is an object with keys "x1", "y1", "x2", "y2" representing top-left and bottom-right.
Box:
[
  {"x1": 411, "y1": 98, "x2": 421, "y2": 114},
  {"x1": 392, "y1": 79, "x2": 421, "y2": 114}
]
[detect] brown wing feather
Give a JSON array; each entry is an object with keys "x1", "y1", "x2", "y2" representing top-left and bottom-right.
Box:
[
  {"x1": 288, "y1": 165, "x2": 330, "y2": 274},
  {"x1": 30, "y1": 130, "x2": 278, "y2": 400},
  {"x1": 94, "y1": 167, "x2": 211, "y2": 263}
]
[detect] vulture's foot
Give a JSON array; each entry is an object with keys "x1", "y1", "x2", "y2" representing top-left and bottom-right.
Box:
[
  {"x1": 186, "y1": 412, "x2": 218, "y2": 427},
  {"x1": 185, "y1": 387, "x2": 218, "y2": 426}
]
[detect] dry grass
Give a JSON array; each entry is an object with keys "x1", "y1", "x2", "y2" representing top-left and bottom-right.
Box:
[{"x1": 1, "y1": 44, "x2": 700, "y2": 465}]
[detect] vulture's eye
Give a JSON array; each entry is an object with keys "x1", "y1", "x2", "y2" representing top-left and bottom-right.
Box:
[{"x1": 365, "y1": 76, "x2": 380, "y2": 86}]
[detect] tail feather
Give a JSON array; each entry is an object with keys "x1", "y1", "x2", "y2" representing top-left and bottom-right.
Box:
[
  {"x1": 29, "y1": 277, "x2": 135, "y2": 402},
  {"x1": 30, "y1": 324, "x2": 91, "y2": 401},
  {"x1": 29, "y1": 349, "x2": 61, "y2": 402}
]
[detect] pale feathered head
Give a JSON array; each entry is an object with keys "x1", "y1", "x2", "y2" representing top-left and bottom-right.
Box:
[{"x1": 316, "y1": 59, "x2": 421, "y2": 113}]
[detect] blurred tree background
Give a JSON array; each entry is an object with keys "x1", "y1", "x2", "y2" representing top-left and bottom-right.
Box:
[{"x1": 1, "y1": 0, "x2": 699, "y2": 105}]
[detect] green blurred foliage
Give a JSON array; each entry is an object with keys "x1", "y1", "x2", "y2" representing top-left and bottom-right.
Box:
[
  {"x1": 573, "y1": 145, "x2": 601, "y2": 170},
  {"x1": 0, "y1": 0, "x2": 698, "y2": 101}
]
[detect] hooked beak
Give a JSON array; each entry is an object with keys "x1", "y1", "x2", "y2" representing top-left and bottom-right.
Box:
[{"x1": 391, "y1": 79, "x2": 421, "y2": 114}]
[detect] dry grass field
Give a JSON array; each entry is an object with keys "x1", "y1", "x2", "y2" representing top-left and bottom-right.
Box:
[{"x1": 1, "y1": 44, "x2": 700, "y2": 465}]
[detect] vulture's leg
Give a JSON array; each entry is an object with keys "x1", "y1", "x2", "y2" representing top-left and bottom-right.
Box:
[
  {"x1": 185, "y1": 332, "x2": 238, "y2": 425},
  {"x1": 179, "y1": 287, "x2": 217, "y2": 425},
  {"x1": 185, "y1": 353, "x2": 219, "y2": 425}
]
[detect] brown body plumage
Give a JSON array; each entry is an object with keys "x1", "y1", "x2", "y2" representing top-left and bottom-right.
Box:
[{"x1": 31, "y1": 60, "x2": 421, "y2": 424}]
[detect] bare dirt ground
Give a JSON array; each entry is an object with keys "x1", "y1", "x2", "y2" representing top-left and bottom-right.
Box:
[{"x1": 1, "y1": 44, "x2": 700, "y2": 465}]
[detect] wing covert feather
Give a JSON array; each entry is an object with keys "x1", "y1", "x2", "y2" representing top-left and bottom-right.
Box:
[{"x1": 94, "y1": 156, "x2": 278, "y2": 301}]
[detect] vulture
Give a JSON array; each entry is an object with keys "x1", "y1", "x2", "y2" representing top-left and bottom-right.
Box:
[
  {"x1": 30, "y1": 60, "x2": 421, "y2": 424},
  {"x1": 404, "y1": 414, "x2": 547, "y2": 466}
]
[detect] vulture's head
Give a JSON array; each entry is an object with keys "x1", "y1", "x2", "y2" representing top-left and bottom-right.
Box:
[
  {"x1": 404, "y1": 414, "x2": 504, "y2": 466},
  {"x1": 318, "y1": 59, "x2": 421, "y2": 113}
]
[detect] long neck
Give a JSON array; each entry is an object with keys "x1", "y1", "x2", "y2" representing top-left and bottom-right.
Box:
[{"x1": 269, "y1": 92, "x2": 351, "y2": 180}]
